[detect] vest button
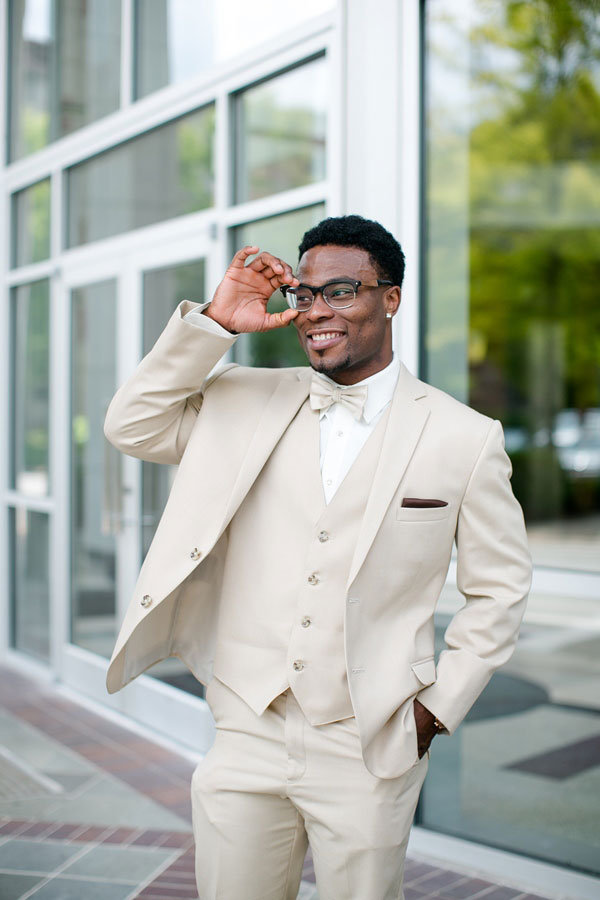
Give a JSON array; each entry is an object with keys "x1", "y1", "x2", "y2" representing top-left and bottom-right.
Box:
[
  {"x1": 307, "y1": 573, "x2": 320, "y2": 585},
  {"x1": 140, "y1": 594, "x2": 152, "y2": 608},
  {"x1": 301, "y1": 616, "x2": 312, "y2": 628},
  {"x1": 190, "y1": 547, "x2": 202, "y2": 560},
  {"x1": 293, "y1": 659, "x2": 305, "y2": 671},
  {"x1": 318, "y1": 530, "x2": 329, "y2": 542}
]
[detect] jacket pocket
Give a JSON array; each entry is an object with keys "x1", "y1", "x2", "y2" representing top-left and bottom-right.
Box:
[
  {"x1": 396, "y1": 504, "x2": 451, "y2": 522},
  {"x1": 411, "y1": 656, "x2": 436, "y2": 686}
]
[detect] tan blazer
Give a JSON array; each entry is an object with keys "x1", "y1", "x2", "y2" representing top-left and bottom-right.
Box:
[{"x1": 104, "y1": 300, "x2": 532, "y2": 777}]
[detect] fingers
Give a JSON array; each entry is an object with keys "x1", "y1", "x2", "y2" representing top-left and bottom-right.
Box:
[
  {"x1": 263, "y1": 308, "x2": 299, "y2": 331},
  {"x1": 229, "y1": 245, "x2": 260, "y2": 268},
  {"x1": 246, "y1": 251, "x2": 298, "y2": 286}
]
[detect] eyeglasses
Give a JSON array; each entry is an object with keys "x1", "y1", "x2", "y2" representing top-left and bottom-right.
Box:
[{"x1": 280, "y1": 278, "x2": 393, "y2": 311}]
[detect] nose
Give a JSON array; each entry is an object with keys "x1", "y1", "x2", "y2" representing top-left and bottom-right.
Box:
[{"x1": 306, "y1": 290, "x2": 334, "y2": 320}]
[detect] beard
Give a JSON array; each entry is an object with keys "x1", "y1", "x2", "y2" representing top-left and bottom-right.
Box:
[{"x1": 310, "y1": 352, "x2": 353, "y2": 379}]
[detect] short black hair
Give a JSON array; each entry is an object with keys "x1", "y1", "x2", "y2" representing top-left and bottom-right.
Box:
[{"x1": 298, "y1": 214, "x2": 405, "y2": 287}]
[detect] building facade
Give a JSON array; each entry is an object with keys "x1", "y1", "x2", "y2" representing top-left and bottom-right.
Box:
[{"x1": 2, "y1": 0, "x2": 599, "y2": 893}]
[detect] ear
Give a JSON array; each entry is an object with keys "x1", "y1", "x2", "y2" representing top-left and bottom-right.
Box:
[{"x1": 384, "y1": 286, "x2": 401, "y2": 317}]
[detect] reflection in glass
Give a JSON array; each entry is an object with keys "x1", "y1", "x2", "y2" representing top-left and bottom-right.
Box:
[
  {"x1": 134, "y1": 0, "x2": 335, "y2": 99},
  {"x1": 10, "y1": 508, "x2": 51, "y2": 662},
  {"x1": 234, "y1": 204, "x2": 326, "y2": 367},
  {"x1": 11, "y1": 281, "x2": 50, "y2": 498},
  {"x1": 12, "y1": 179, "x2": 51, "y2": 268},
  {"x1": 9, "y1": 0, "x2": 121, "y2": 161},
  {"x1": 422, "y1": 0, "x2": 600, "y2": 875},
  {"x1": 67, "y1": 105, "x2": 215, "y2": 247},
  {"x1": 425, "y1": 0, "x2": 600, "y2": 573},
  {"x1": 141, "y1": 258, "x2": 205, "y2": 558},
  {"x1": 71, "y1": 280, "x2": 118, "y2": 657},
  {"x1": 235, "y1": 58, "x2": 327, "y2": 202}
]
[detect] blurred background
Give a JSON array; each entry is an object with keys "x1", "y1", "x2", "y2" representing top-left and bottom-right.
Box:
[{"x1": 1, "y1": 0, "x2": 598, "y2": 889}]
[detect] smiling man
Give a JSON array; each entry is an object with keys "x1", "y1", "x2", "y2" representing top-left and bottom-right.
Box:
[{"x1": 104, "y1": 215, "x2": 532, "y2": 900}]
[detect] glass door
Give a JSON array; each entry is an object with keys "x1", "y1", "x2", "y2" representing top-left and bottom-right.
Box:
[
  {"x1": 70, "y1": 278, "x2": 119, "y2": 659},
  {"x1": 60, "y1": 234, "x2": 218, "y2": 752}
]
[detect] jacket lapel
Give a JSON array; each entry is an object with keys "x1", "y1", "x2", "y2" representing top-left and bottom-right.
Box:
[
  {"x1": 346, "y1": 363, "x2": 430, "y2": 588},
  {"x1": 221, "y1": 367, "x2": 313, "y2": 528}
]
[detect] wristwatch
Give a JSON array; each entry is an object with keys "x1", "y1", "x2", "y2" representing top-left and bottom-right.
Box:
[{"x1": 433, "y1": 716, "x2": 445, "y2": 733}]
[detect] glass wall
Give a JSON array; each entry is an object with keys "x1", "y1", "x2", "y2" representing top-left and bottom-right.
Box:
[
  {"x1": 11, "y1": 179, "x2": 51, "y2": 268},
  {"x1": 9, "y1": 0, "x2": 122, "y2": 161},
  {"x1": 70, "y1": 280, "x2": 118, "y2": 658},
  {"x1": 134, "y1": 0, "x2": 335, "y2": 99},
  {"x1": 10, "y1": 508, "x2": 51, "y2": 662},
  {"x1": 234, "y1": 57, "x2": 328, "y2": 202},
  {"x1": 422, "y1": 0, "x2": 600, "y2": 875},
  {"x1": 233, "y1": 204, "x2": 326, "y2": 367},
  {"x1": 66, "y1": 105, "x2": 215, "y2": 247},
  {"x1": 11, "y1": 280, "x2": 50, "y2": 499}
]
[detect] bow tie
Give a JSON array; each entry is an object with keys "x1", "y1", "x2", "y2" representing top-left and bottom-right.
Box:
[{"x1": 309, "y1": 373, "x2": 368, "y2": 421}]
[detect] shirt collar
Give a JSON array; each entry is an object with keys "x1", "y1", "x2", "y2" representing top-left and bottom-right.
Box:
[{"x1": 315, "y1": 353, "x2": 400, "y2": 424}]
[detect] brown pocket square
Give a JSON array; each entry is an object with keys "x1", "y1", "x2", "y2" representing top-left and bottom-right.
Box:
[{"x1": 402, "y1": 498, "x2": 448, "y2": 508}]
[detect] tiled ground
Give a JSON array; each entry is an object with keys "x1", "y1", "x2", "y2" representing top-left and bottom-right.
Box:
[{"x1": 0, "y1": 663, "x2": 551, "y2": 900}]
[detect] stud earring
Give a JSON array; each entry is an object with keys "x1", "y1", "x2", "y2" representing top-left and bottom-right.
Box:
[{"x1": 386, "y1": 312, "x2": 392, "y2": 319}]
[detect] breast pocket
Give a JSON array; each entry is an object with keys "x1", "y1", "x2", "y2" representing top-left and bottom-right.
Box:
[{"x1": 395, "y1": 503, "x2": 452, "y2": 522}]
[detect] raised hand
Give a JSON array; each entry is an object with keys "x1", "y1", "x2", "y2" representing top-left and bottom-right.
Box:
[{"x1": 204, "y1": 246, "x2": 300, "y2": 334}]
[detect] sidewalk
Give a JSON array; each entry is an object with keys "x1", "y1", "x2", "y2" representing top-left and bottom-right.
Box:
[{"x1": 0, "y1": 663, "x2": 549, "y2": 900}]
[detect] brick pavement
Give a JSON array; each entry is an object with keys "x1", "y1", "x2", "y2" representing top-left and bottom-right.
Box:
[{"x1": 0, "y1": 665, "x2": 550, "y2": 900}]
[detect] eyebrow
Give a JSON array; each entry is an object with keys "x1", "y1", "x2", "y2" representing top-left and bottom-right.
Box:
[{"x1": 294, "y1": 276, "x2": 357, "y2": 284}]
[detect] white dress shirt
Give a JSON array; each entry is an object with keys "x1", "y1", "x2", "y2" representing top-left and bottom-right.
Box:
[{"x1": 183, "y1": 303, "x2": 400, "y2": 503}]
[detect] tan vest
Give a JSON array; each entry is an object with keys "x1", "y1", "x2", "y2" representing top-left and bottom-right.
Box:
[{"x1": 212, "y1": 396, "x2": 390, "y2": 726}]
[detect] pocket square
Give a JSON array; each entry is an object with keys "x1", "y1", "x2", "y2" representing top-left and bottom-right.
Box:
[{"x1": 401, "y1": 498, "x2": 448, "y2": 508}]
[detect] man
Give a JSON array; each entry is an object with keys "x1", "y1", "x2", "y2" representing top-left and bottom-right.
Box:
[{"x1": 104, "y1": 215, "x2": 532, "y2": 900}]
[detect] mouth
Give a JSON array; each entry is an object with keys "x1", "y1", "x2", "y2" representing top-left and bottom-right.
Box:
[{"x1": 306, "y1": 330, "x2": 346, "y2": 351}]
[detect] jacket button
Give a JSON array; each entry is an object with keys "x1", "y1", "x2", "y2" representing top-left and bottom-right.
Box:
[
  {"x1": 301, "y1": 616, "x2": 312, "y2": 628},
  {"x1": 293, "y1": 659, "x2": 305, "y2": 671},
  {"x1": 140, "y1": 594, "x2": 152, "y2": 608},
  {"x1": 190, "y1": 548, "x2": 202, "y2": 560},
  {"x1": 307, "y1": 573, "x2": 320, "y2": 585},
  {"x1": 318, "y1": 530, "x2": 329, "y2": 542}
]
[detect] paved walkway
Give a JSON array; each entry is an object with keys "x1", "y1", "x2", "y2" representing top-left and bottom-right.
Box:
[{"x1": 0, "y1": 663, "x2": 549, "y2": 900}]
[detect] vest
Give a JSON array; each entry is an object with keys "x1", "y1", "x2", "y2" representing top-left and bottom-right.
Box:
[{"x1": 212, "y1": 396, "x2": 390, "y2": 726}]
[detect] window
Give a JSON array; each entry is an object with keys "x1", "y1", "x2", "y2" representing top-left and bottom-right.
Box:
[
  {"x1": 11, "y1": 280, "x2": 50, "y2": 498},
  {"x1": 66, "y1": 105, "x2": 215, "y2": 247},
  {"x1": 9, "y1": 0, "x2": 121, "y2": 161},
  {"x1": 12, "y1": 179, "x2": 51, "y2": 267},
  {"x1": 234, "y1": 59, "x2": 328, "y2": 202},
  {"x1": 10, "y1": 508, "x2": 51, "y2": 662},
  {"x1": 70, "y1": 280, "x2": 118, "y2": 658},
  {"x1": 134, "y1": 0, "x2": 335, "y2": 99},
  {"x1": 422, "y1": 0, "x2": 600, "y2": 875}
]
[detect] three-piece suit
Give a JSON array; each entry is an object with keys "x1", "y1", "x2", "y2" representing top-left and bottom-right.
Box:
[{"x1": 104, "y1": 299, "x2": 532, "y2": 899}]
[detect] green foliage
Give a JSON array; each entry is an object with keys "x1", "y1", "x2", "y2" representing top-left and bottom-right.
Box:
[{"x1": 427, "y1": 0, "x2": 600, "y2": 519}]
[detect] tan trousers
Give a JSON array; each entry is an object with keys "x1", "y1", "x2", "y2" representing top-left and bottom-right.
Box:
[{"x1": 191, "y1": 677, "x2": 429, "y2": 900}]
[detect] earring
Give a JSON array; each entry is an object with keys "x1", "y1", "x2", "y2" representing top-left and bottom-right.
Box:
[{"x1": 386, "y1": 312, "x2": 392, "y2": 319}]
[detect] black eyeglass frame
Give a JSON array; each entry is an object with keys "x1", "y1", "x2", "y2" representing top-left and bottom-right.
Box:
[{"x1": 280, "y1": 278, "x2": 393, "y2": 311}]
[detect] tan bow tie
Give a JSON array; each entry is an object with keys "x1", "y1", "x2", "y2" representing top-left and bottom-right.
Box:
[{"x1": 309, "y1": 373, "x2": 368, "y2": 421}]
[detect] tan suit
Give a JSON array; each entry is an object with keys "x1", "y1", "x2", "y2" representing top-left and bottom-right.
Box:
[{"x1": 104, "y1": 299, "x2": 532, "y2": 898}]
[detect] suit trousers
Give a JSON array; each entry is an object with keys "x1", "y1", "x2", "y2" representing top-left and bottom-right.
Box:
[{"x1": 191, "y1": 677, "x2": 429, "y2": 900}]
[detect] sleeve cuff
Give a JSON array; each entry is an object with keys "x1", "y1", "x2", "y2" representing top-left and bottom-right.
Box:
[{"x1": 182, "y1": 300, "x2": 238, "y2": 340}]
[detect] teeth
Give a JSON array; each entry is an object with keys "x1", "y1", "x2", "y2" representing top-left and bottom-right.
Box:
[{"x1": 311, "y1": 332, "x2": 341, "y2": 342}]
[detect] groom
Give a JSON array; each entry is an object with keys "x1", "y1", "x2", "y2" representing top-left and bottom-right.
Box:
[{"x1": 104, "y1": 215, "x2": 532, "y2": 899}]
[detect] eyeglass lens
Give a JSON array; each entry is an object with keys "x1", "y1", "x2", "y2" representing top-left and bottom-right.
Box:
[{"x1": 287, "y1": 282, "x2": 356, "y2": 310}]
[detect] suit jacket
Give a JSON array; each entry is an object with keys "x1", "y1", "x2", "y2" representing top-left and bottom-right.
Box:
[{"x1": 104, "y1": 300, "x2": 532, "y2": 778}]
